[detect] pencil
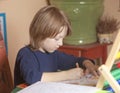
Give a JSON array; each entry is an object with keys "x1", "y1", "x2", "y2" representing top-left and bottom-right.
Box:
[{"x1": 76, "y1": 62, "x2": 79, "y2": 68}]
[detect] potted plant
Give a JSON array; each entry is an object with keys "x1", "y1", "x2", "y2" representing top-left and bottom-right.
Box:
[
  {"x1": 49, "y1": 0, "x2": 104, "y2": 45},
  {"x1": 96, "y1": 16, "x2": 120, "y2": 44}
]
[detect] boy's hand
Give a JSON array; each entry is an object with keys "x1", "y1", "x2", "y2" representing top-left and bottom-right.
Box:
[
  {"x1": 66, "y1": 67, "x2": 84, "y2": 80},
  {"x1": 83, "y1": 60, "x2": 100, "y2": 78}
]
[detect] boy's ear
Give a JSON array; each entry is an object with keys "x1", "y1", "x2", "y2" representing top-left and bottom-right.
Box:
[{"x1": 46, "y1": 0, "x2": 51, "y2": 5}]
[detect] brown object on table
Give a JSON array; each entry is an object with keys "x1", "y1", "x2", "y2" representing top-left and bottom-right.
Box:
[
  {"x1": 0, "y1": 32, "x2": 13, "y2": 93},
  {"x1": 58, "y1": 42, "x2": 112, "y2": 64}
]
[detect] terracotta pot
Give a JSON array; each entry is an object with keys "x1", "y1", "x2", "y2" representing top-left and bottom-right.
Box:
[
  {"x1": 49, "y1": 0, "x2": 104, "y2": 45},
  {"x1": 97, "y1": 33, "x2": 113, "y2": 44}
]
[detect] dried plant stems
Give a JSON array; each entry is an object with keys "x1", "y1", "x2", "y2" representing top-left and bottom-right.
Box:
[{"x1": 96, "y1": 16, "x2": 120, "y2": 34}]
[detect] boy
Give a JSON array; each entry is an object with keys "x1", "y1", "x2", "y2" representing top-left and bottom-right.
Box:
[{"x1": 14, "y1": 5, "x2": 99, "y2": 87}]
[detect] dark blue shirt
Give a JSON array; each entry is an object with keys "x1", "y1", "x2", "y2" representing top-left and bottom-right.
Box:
[{"x1": 14, "y1": 46, "x2": 91, "y2": 86}]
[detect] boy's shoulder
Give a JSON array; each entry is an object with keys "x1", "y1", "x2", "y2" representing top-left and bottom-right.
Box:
[
  {"x1": 17, "y1": 46, "x2": 33, "y2": 56},
  {"x1": 19, "y1": 46, "x2": 30, "y2": 52}
]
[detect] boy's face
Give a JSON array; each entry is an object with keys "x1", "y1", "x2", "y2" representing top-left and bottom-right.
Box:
[{"x1": 39, "y1": 26, "x2": 67, "y2": 53}]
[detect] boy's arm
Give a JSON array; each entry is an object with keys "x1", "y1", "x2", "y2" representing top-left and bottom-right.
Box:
[{"x1": 41, "y1": 67, "x2": 83, "y2": 82}]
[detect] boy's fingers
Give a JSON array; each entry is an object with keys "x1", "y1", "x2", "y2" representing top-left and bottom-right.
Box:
[
  {"x1": 92, "y1": 71, "x2": 100, "y2": 78},
  {"x1": 76, "y1": 63, "x2": 79, "y2": 68},
  {"x1": 84, "y1": 69, "x2": 89, "y2": 75}
]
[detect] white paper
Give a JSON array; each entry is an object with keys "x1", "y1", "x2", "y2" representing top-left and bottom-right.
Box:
[
  {"x1": 17, "y1": 82, "x2": 100, "y2": 93},
  {"x1": 61, "y1": 74, "x2": 98, "y2": 86}
]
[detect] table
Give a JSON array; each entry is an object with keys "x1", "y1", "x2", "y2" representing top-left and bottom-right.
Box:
[{"x1": 58, "y1": 42, "x2": 111, "y2": 64}]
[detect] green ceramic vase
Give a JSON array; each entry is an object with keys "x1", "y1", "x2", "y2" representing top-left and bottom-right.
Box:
[{"x1": 49, "y1": 0, "x2": 104, "y2": 45}]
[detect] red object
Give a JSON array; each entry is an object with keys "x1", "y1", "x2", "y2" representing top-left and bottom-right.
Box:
[
  {"x1": 17, "y1": 83, "x2": 28, "y2": 88},
  {"x1": 116, "y1": 62, "x2": 120, "y2": 68},
  {"x1": 59, "y1": 42, "x2": 112, "y2": 64},
  {"x1": 0, "y1": 31, "x2": 13, "y2": 93}
]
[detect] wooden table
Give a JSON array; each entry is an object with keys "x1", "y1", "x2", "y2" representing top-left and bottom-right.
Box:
[{"x1": 58, "y1": 42, "x2": 112, "y2": 64}]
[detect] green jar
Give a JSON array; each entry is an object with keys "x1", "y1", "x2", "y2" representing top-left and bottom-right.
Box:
[{"x1": 49, "y1": 0, "x2": 104, "y2": 45}]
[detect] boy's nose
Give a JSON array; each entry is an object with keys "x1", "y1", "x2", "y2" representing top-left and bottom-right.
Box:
[{"x1": 58, "y1": 40, "x2": 63, "y2": 46}]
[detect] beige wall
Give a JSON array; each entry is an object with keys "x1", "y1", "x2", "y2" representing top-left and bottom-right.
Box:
[
  {"x1": 103, "y1": 0, "x2": 120, "y2": 53},
  {"x1": 104, "y1": 0, "x2": 120, "y2": 20},
  {"x1": 0, "y1": 0, "x2": 47, "y2": 79},
  {"x1": 0, "y1": 0, "x2": 120, "y2": 81}
]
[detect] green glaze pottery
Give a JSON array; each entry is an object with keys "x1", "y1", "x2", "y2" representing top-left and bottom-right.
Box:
[{"x1": 49, "y1": 0, "x2": 104, "y2": 45}]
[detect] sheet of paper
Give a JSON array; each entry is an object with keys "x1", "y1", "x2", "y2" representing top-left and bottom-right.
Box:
[
  {"x1": 61, "y1": 74, "x2": 98, "y2": 86},
  {"x1": 18, "y1": 82, "x2": 100, "y2": 93}
]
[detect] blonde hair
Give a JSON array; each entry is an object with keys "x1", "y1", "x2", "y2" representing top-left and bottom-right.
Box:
[{"x1": 29, "y1": 5, "x2": 71, "y2": 50}]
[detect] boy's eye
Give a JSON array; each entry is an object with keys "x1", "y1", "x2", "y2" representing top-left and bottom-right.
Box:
[{"x1": 55, "y1": 38, "x2": 59, "y2": 41}]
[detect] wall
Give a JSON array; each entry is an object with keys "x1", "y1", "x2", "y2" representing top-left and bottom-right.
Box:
[
  {"x1": 0, "y1": 0, "x2": 120, "y2": 82},
  {"x1": 104, "y1": 0, "x2": 120, "y2": 20},
  {"x1": 0, "y1": 0, "x2": 47, "y2": 80},
  {"x1": 103, "y1": 0, "x2": 120, "y2": 53}
]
